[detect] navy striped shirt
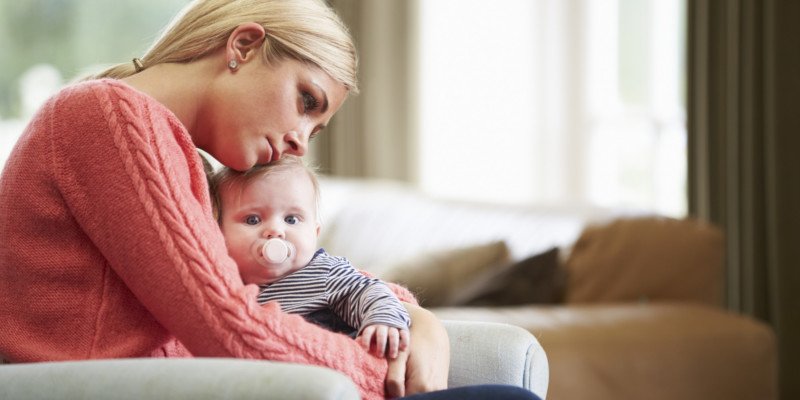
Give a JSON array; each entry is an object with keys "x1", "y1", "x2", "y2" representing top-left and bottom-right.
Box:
[{"x1": 257, "y1": 249, "x2": 411, "y2": 335}]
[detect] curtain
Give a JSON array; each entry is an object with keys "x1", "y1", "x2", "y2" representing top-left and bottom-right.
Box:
[
  {"x1": 688, "y1": 0, "x2": 800, "y2": 398},
  {"x1": 315, "y1": 0, "x2": 416, "y2": 181}
]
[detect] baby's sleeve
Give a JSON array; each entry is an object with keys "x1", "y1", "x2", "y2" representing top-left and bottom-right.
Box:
[
  {"x1": 358, "y1": 269, "x2": 418, "y2": 305},
  {"x1": 327, "y1": 259, "x2": 412, "y2": 333}
]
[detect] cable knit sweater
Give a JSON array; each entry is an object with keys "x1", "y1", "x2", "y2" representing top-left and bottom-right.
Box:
[{"x1": 0, "y1": 79, "x2": 415, "y2": 399}]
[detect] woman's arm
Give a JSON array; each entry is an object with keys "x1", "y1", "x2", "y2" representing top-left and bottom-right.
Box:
[{"x1": 385, "y1": 303, "x2": 450, "y2": 398}]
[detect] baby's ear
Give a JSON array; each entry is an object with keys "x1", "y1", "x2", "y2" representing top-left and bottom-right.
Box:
[{"x1": 315, "y1": 224, "x2": 321, "y2": 237}]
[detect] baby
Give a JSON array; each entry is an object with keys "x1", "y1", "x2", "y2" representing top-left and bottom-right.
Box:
[{"x1": 209, "y1": 156, "x2": 410, "y2": 358}]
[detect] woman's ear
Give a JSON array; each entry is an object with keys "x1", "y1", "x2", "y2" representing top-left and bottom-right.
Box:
[{"x1": 226, "y1": 22, "x2": 266, "y2": 67}]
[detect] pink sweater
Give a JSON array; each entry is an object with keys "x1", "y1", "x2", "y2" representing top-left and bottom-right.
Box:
[{"x1": 0, "y1": 79, "x2": 415, "y2": 399}]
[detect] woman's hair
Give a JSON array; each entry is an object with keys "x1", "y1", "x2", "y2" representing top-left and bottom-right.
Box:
[
  {"x1": 92, "y1": 0, "x2": 358, "y2": 92},
  {"x1": 209, "y1": 155, "x2": 321, "y2": 224}
]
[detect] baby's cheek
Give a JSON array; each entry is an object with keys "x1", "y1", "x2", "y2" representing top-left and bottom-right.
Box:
[{"x1": 228, "y1": 243, "x2": 252, "y2": 269}]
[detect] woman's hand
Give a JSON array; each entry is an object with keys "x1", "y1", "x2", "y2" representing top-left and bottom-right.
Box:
[{"x1": 385, "y1": 303, "x2": 450, "y2": 398}]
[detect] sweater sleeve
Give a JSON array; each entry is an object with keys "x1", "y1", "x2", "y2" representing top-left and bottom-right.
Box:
[{"x1": 49, "y1": 81, "x2": 387, "y2": 399}]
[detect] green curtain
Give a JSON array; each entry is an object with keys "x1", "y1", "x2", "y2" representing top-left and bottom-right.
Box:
[{"x1": 687, "y1": 1, "x2": 800, "y2": 398}]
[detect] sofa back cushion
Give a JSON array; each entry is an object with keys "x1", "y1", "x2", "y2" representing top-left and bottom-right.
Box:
[
  {"x1": 317, "y1": 177, "x2": 598, "y2": 270},
  {"x1": 564, "y1": 216, "x2": 724, "y2": 306},
  {"x1": 457, "y1": 246, "x2": 567, "y2": 306},
  {"x1": 379, "y1": 241, "x2": 511, "y2": 307}
]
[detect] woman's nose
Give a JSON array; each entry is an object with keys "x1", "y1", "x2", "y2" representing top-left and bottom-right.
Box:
[{"x1": 284, "y1": 131, "x2": 308, "y2": 157}]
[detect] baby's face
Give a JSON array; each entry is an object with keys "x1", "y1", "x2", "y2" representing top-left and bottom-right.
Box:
[{"x1": 218, "y1": 166, "x2": 320, "y2": 285}]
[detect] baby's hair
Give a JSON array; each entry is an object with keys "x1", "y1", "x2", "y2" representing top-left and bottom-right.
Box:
[{"x1": 209, "y1": 155, "x2": 321, "y2": 224}]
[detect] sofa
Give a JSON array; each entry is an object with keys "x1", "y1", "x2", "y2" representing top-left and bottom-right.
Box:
[{"x1": 315, "y1": 176, "x2": 778, "y2": 400}]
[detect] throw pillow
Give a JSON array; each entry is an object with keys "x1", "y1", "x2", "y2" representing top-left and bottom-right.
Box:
[
  {"x1": 564, "y1": 216, "x2": 724, "y2": 305},
  {"x1": 378, "y1": 241, "x2": 511, "y2": 307},
  {"x1": 454, "y1": 247, "x2": 567, "y2": 306}
]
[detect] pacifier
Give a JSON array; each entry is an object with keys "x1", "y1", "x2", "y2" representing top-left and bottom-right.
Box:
[{"x1": 256, "y1": 238, "x2": 295, "y2": 265}]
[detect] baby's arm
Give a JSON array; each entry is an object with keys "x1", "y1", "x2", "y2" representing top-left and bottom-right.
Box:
[
  {"x1": 324, "y1": 255, "x2": 412, "y2": 357},
  {"x1": 336, "y1": 283, "x2": 412, "y2": 358}
]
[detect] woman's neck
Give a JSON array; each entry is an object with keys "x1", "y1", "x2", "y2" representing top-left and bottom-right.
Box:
[{"x1": 121, "y1": 54, "x2": 220, "y2": 144}]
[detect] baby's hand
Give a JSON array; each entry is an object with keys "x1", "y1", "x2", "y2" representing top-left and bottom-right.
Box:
[{"x1": 358, "y1": 324, "x2": 410, "y2": 359}]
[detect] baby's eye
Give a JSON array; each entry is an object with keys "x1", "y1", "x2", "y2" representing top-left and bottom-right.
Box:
[
  {"x1": 284, "y1": 215, "x2": 299, "y2": 225},
  {"x1": 244, "y1": 215, "x2": 261, "y2": 225}
]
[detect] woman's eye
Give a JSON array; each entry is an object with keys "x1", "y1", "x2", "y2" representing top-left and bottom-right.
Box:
[
  {"x1": 302, "y1": 92, "x2": 319, "y2": 112},
  {"x1": 244, "y1": 215, "x2": 261, "y2": 225},
  {"x1": 284, "y1": 215, "x2": 299, "y2": 225}
]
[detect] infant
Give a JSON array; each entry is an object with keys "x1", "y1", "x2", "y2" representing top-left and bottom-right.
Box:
[{"x1": 209, "y1": 156, "x2": 410, "y2": 358}]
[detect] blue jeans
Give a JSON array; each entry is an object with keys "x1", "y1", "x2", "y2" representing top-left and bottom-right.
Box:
[{"x1": 400, "y1": 385, "x2": 542, "y2": 400}]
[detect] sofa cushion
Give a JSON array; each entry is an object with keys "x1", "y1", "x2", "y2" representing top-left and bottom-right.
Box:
[
  {"x1": 378, "y1": 241, "x2": 511, "y2": 307},
  {"x1": 432, "y1": 303, "x2": 777, "y2": 400},
  {"x1": 453, "y1": 247, "x2": 567, "y2": 306},
  {"x1": 564, "y1": 216, "x2": 724, "y2": 305}
]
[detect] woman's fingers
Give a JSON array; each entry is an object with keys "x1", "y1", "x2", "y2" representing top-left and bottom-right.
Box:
[{"x1": 385, "y1": 347, "x2": 409, "y2": 398}]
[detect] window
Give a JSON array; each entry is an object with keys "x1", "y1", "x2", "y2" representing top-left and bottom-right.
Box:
[
  {"x1": 0, "y1": 0, "x2": 186, "y2": 168},
  {"x1": 415, "y1": 0, "x2": 686, "y2": 216}
]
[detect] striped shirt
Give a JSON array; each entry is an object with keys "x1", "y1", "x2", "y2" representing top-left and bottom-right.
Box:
[{"x1": 257, "y1": 249, "x2": 411, "y2": 335}]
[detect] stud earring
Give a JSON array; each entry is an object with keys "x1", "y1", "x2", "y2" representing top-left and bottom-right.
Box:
[
  {"x1": 132, "y1": 58, "x2": 145, "y2": 73},
  {"x1": 228, "y1": 59, "x2": 239, "y2": 70}
]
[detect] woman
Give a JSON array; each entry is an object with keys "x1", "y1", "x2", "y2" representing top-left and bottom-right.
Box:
[{"x1": 0, "y1": 1, "x2": 538, "y2": 399}]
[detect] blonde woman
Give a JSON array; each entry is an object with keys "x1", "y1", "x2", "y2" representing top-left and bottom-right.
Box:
[{"x1": 0, "y1": 1, "x2": 539, "y2": 399}]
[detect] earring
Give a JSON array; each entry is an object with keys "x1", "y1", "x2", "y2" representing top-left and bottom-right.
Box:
[
  {"x1": 228, "y1": 59, "x2": 239, "y2": 70},
  {"x1": 132, "y1": 58, "x2": 145, "y2": 73}
]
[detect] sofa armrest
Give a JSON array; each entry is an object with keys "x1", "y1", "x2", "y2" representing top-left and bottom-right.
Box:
[
  {"x1": 1, "y1": 322, "x2": 550, "y2": 400},
  {"x1": 442, "y1": 320, "x2": 549, "y2": 399},
  {"x1": 0, "y1": 358, "x2": 360, "y2": 400}
]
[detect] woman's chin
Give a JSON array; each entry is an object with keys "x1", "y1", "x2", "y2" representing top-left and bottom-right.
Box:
[{"x1": 225, "y1": 157, "x2": 257, "y2": 172}]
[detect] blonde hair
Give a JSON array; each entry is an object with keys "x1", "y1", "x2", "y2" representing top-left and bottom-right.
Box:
[
  {"x1": 209, "y1": 155, "x2": 321, "y2": 223},
  {"x1": 92, "y1": 0, "x2": 358, "y2": 92}
]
